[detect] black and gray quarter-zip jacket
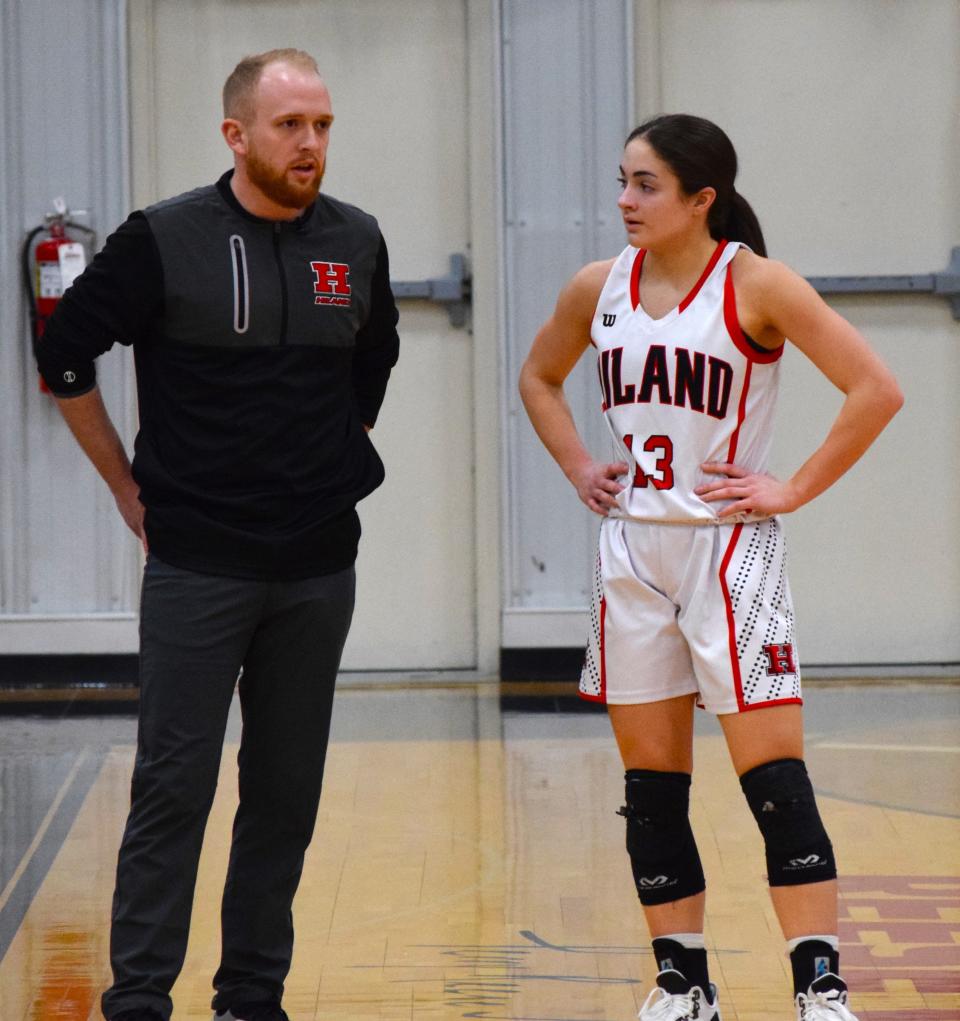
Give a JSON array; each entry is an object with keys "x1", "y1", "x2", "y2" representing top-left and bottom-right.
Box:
[{"x1": 37, "y1": 171, "x2": 400, "y2": 580}]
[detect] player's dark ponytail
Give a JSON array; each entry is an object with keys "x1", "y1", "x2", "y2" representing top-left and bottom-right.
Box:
[
  {"x1": 726, "y1": 190, "x2": 766, "y2": 258},
  {"x1": 626, "y1": 114, "x2": 767, "y2": 257}
]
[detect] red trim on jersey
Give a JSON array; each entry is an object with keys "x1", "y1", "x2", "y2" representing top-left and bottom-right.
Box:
[
  {"x1": 629, "y1": 249, "x2": 646, "y2": 310},
  {"x1": 726, "y1": 358, "x2": 752, "y2": 464},
  {"x1": 630, "y1": 240, "x2": 728, "y2": 316},
  {"x1": 719, "y1": 523, "x2": 747, "y2": 712},
  {"x1": 678, "y1": 239, "x2": 727, "y2": 313},
  {"x1": 723, "y1": 264, "x2": 783, "y2": 363}
]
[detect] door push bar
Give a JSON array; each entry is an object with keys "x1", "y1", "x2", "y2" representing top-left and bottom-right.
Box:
[
  {"x1": 807, "y1": 246, "x2": 960, "y2": 320},
  {"x1": 392, "y1": 247, "x2": 960, "y2": 326},
  {"x1": 392, "y1": 253, "x2": 472, "y2": 328}
]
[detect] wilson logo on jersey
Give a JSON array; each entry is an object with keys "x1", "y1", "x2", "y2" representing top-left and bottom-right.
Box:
[
  {"x1": 602, "y1": 313, "x2": 617, "y2": 327},
  {"x1": 310, "y1": 260, "x2": 352, "y2": 306},
  {"x1": 597, "y1": 344, "x2": 733, "y2": 419},
  {"x1": 763, "y1": 643, "x2": 797, "y2": 675}
]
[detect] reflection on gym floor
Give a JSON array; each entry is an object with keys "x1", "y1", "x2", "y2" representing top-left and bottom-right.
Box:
[{"x1": 0, "y1": 681, "x2": 957, "y2": 1020}]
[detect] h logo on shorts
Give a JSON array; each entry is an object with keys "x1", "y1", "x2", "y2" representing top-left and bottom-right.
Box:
[{"x1": 763, "y1": 642, "x2": 797, "y2": 675}]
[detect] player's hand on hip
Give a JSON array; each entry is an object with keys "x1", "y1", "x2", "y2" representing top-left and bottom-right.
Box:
[
  {"x1": 113, "y1": 476, "x2": 149, "y2": 553},
  {"x1": 695, "y1": 462, "x2": 800, "y2": 518},
  {"x1": 570, "y1": 460, "x2": 628, "y2": 516}
]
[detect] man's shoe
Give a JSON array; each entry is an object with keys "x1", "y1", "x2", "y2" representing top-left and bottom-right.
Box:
[
  {"x1": 213, "y1": 1004, "x2": 290, "y2": 1021},
  {"x1": 638, "y1": 968, "x2": 721, "y2": 1020},
  {"x1": 796, "y1": 974, "x2": 858, "y2": 1020},
  {"x1": 111, "y1": 1010, "x2": 165, "y2": 1021}
]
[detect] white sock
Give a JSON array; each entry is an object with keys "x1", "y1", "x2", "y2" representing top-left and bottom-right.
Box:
[
  {"x1": 659, "y1": 932, "x2": 706, "y2": 949},
  {"x1": 786, "y1": 934, "x2": 839, "y2": 952}
]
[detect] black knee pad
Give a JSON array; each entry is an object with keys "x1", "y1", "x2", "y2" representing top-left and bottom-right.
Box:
[
  {"x1": 618, "y1": 769, "x2": 705, "y2": 906},
  {"x1": 739, "y1": 757, "x2": 837, "y2": 887}
]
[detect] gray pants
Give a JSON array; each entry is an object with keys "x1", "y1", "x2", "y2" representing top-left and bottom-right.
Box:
[{"x1": 102, "y1": 556, "x2": 355, "y2": 1021}]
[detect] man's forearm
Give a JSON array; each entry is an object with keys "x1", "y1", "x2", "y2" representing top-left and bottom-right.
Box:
[
  {"x1": 55, "y1": 386, "x2": 134, "y2": 493},
  {"x1": 56, "y1": 386, "x2": 147, "y2": 549}
]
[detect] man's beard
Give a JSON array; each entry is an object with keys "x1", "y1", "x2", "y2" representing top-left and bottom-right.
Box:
[{"x1": 245, "y1": 146, "x2": 324, "y2": 210}]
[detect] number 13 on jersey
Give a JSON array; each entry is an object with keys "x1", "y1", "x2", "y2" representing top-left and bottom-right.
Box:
[{"x1": 623, "y1": 433, "x2": 675, "y2": 490}]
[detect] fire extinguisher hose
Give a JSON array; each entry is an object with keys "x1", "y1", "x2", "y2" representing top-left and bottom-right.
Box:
[{"x1": 20, "y1": 224, "x2": 46, "y2": 355}]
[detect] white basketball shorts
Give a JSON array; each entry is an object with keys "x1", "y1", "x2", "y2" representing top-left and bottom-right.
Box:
[{"x1": 580, "y1": 516, "x2": 801, "y2": 714}]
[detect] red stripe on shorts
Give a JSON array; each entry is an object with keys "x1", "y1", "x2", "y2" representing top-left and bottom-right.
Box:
[
  {"x1": 719, "y1": 523, "x2": 746, "y2": 712},
  {"x1": 739, "y1": 695, "x2": 803, "y2": 711},
  {"x1": 599, "y1": 596, "x2": 607, "y2": 702}
]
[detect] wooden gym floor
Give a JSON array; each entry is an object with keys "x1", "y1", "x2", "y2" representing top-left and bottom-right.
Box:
[{"x1": 0, "y1": 679, "x2": 957, "y2": 1020}]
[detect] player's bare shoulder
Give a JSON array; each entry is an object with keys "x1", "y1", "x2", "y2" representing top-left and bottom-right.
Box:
[
  {"x1": 729, "y1": 248, "x2": 807, "y2": 344},
  {"x1": 731, "y1": 248, "x2": 812, "y2": 306},
  {"x1": 732, "y1": 247, "x2": 792, "y2": 284},
  {"x1": 528, "y1": 258, "x2": 616, "y2": 372},
  {"x1": 556, "y1": 258, "x2": 617, "y2": 322}
]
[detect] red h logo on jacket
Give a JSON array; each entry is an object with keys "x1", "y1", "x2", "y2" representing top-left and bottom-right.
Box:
[{"x1": 311, "y1": 261, "x2": 351, "y2": 306}]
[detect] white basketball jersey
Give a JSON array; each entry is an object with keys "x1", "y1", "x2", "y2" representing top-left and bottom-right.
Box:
[{"x1": 592, "y1": 239, "x2": 783, "y2": 524}]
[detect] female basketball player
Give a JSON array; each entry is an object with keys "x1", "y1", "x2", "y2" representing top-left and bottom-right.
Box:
[{"x1": 519, "y1": 114, "x2": 902, "y2": 1021}]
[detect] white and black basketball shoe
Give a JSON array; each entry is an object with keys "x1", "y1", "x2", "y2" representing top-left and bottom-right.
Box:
[
  {"x1": 795, "y1": 973, "x2": 858, "y2": 1020},
  {"x1": 637, "y1": 967, "x2": 721, "y2": 1020}
]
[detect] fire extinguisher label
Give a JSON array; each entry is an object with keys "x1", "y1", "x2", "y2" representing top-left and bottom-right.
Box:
[
  {"x1": 38, "y1": 261, "x2": 63, "y2": 299},
  {"x1": 58, "y1": 242, "x2": 86, "y2": 291},
  {"x1": 38, "y1": 242, "x2": 87, "y2": 298}
]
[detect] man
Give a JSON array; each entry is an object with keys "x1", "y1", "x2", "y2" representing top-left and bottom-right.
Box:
[{"x1": 36, "y1": 49, "x2": 400, "y2": 1021}]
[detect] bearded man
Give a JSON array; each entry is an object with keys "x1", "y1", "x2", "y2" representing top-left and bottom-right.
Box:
[{"x1": 36, "y1": 49, "x2": 400, "y2": 1021}]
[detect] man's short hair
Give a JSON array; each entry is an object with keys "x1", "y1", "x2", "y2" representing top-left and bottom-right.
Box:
[{"x1": 223, "y1": 49, "x2": 321, "y2": 122}]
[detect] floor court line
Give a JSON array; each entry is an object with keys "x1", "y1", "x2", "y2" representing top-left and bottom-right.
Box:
[
  {"x1": 0, "y1": 748, "x2": 106, "y2": 964},
  {"x1": 0, "y1": 750, "x2": 90, "y2": 917}
]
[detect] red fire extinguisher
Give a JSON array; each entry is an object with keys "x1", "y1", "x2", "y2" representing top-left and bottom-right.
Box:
[{"x1": 22, "y1": 198, "x2": 96, "y2": 392}]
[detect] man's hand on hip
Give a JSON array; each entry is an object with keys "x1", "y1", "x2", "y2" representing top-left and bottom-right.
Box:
[{"x1": 112, "y1": 476, "x2": 148, "y2": 552}]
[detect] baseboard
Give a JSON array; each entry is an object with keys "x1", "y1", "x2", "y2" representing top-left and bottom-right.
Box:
[
  {"x1": 499, "y1": 647, "x2": 584, "y2": 681},
  {"x1": 0, "y1": 654, "x2": 139, "y2": 688}
]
